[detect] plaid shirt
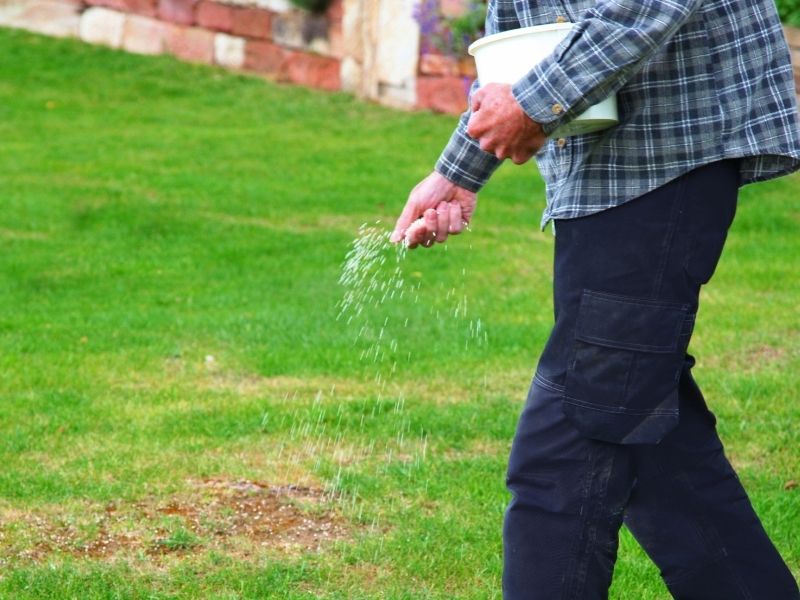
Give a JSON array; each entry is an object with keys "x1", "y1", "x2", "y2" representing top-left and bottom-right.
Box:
[{"x1": 435, "y1": 0, "x2": 800, "y2": 229}]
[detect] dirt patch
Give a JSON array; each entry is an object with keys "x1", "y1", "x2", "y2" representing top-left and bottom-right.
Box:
[
  {"x1": 747, "y1": 344, "x2": 786, "y2": 365},
  {"x1": 1, "y1": 478, "x2": 349, "y2": 564}
]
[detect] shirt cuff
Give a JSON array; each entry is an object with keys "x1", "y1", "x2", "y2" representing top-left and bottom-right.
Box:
[
  {"x1": 511, "y1": 57, "x2": 594, "y2": 138},
  {"x1": 434, "y1": 124, "x2": 502, "y2": 192}
]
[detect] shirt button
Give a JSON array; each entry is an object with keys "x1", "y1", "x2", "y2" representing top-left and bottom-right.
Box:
[
  {"x1": 555, "y1": 15, "x2": 568, "y2": 23},
  {"x1": 551, "y1": 103, "x2": 564, "y2": 115},
  {"x1": 557, "y1": 138, "x2": 567, "y2": 148}
]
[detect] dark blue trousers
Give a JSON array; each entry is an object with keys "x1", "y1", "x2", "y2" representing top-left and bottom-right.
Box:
[{"x1": 503, "y1": 159, "x2": 799, "y2": 599}]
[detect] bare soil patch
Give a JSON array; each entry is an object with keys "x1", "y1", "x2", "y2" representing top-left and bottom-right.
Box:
[{"x1": 1, "y1": 478, "x2": 349, "y2": 564}]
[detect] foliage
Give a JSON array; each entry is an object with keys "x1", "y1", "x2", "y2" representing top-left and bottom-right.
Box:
[
  {"x1": 414, "y1": 0, "x2": 488, "y2": 58},
  {"x1": 288, "y1": 0, "x2": 332, "y2": 14},
  {"x1": 776, "y1": 0, "x2": 800, "y2": 26},
  {"x1": 0, "y1": 27, "x2": 798, "y2": 599}
]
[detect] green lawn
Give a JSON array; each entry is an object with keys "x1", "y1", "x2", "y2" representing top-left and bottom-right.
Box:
[{"x1": 0, "y1": 26, "x2": 797, "y2": 599}]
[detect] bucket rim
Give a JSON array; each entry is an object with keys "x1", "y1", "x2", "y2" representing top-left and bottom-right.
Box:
[{"x1": 468, "y1": 22, "x2": 573, "y2": 56}]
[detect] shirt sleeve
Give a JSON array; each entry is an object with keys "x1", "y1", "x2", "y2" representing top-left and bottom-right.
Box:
[
  {"x1": 434, "y1": 1, "x2": 521, "y2": 192},
  {"x1": 513, "y1": 0, "x2": 706, "y2": 136}
]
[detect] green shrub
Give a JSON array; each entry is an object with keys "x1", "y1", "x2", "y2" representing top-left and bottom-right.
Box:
[
  {"x1": 288, "y1": 0, "x2": 332, "y2": 13},
  {"x1": 776, "y1": 0, "x2": 800, "y2": 26}
]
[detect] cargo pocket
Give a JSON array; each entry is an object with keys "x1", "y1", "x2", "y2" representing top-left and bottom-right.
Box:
[{"x1": 563, "y1": 290, "x2": 694, "y2": 444}]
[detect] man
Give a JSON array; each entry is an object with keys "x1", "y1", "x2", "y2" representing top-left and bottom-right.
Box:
[{"x1": 390, "y1": 0, "x2": 800, "y2": 598}]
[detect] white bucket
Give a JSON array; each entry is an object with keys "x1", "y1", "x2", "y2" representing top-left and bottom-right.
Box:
[{"x1": 468, "y1": 23, "x2": 619, "y2": 138}]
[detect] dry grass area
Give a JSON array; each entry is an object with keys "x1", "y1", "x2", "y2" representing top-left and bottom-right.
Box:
[{"x1": 0, "y1": 478, "x2": 350, "y2": 565}]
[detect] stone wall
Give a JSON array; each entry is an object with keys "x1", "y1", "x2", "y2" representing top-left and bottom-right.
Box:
[
  {"x1": 1, "y1": 0, "x2": 798, "y2": 116},
  {"x1": 0, "y1": 0, "x2": 422, "y2": 108}
]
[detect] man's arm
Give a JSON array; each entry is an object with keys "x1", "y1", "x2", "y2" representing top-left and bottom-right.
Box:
[
  {"x1": 390, "y1": 1, "x2": 522, "y2": 248},
  {"x1": 514, "y1": 0, "x2": 706, "y2": 136},
  {"x1": 433, "y1": 0, "x2": 522, "y2": 192}
]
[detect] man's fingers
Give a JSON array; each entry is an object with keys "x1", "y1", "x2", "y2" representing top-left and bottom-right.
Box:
[
  {"x1": 404, "y1": 218, "x2": 427, "y2": 248},
  {"x1": 419, "y1": 208, "x2": 438, "y2": 249},
  {"x1": 466, "y1": 111, "x2": 489, "y2": 140},
  {"x1": 435, "y1": 201, "x2": 449, "y2": 244},
  {"x1": 390, "y1": 201, "x2": 419, "y2": 243},
  {"x1": 448, "y1": 202, "x2": 463, "y2": 235},
  {"x1": 510, "y1": 151, "x2": 532, "y2": 165},
  {"x1": 471, "y1": 88, "x2": 485, "y2": 113},
  {"x1": 404, "y1": 208, "x2": 438, "y2": 249}
]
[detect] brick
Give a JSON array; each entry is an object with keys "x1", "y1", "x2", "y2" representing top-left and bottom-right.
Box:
[
  {"x1": 121, "y1": 0, "x2": 157, "y2": 16},
  {"x1": 80, "y1": 6, "x2": 125, "y2": 48},
  {"x1": 280, "y1": 51, "x2": 340, "y2": 91},
  {"x1": 458, "y1": 57, "x2": 477, "y2": 79},
  {"x1": 122, "y1": 14, "x2": 168, "y2": 54},
  {"x1": 416, "y1": 75, "x2": 470, "y2": 114},
  {"x1": 214, "y1": 32, "x2": 245, "y2": 68},
  {"x1": 440, "y1": 0, "x2": 467, "y2": 18},
  {"x1": 158, "y1": 0, "x2": 196, "y2": 25},
  {"x1": 244, "y1": 39, "x2": 286, "y2": 73},
  {"x1": 231, "y1": 6, "x2": 271, "y2": 40},
  {"x1": 419, "y1": 53, "x2": 458, "y2": 77},
  {"x1": 165, "y1": 24, "x2": 214, "y2": 63},
  {"x1": 325, "y1": 0, "x2": 342, "y2": 22},
  {"x1": 195, "y1": 0, "x2": 232, "y2": 32},
  {"x1": 85, "y1": 0, "x2": 156, "y2": 18}
]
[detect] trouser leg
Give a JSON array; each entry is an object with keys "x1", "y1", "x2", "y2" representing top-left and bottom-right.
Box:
[
  {"x1": 503, "y1": 374, "x2": 634, "y2": 599},
  {"x1": 503, "y1": 159, "x2": 796, "y2": 598},
  {"x1": 624, "y1": 360, "x2": 800, "y2": 600}
]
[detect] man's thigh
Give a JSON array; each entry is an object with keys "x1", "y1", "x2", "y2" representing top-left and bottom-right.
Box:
[{"x1": 536, "y1": 159, "x2": 740, "y2": 444}]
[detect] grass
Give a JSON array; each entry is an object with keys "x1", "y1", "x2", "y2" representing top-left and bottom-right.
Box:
[{"x1": 0, "y1": 26, "x2": 798, "y2": 599}]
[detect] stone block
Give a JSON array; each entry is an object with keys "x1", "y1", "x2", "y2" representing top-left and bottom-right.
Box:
[
  {"x1": 196, "y1": 1, "x2": 233, "y2": 32},
  {"x1": 165, "y1": 24, "x2": 214, "y2": 62},
  {"x1": 419, "y1": 53, "x2": 459, "y2": 77},
  {"x1": 417, "y1": 75, "x2": 470, "y2": 114},
  {"x1": 80, "y1": 6, "x2": 126, "y2": 47},
  {"x1": 281, "y1": 51, "x2": 340, "y2": 91},
  {"x1": 214, "y1": 32, "x2": 245, "y2": 68},
  {"x1": 783, "y1": 25, "x2": 800, "y2": 50},
  {"x1": 0, "y1": 0, "x2": 81, "y2": 38},
  {"x1": 244, "y1": 39, "x2": 286, "y2": 72},
  {"x1": 231, "y1": 6, "x2": 271, "y2": 39},
  {"x1": 379, "y1": 80, "x2": 415, "y2": 109},
  {"x1": 253, "y1": 0, "x2": 291, "y2": 12},
  {"x1": 791, "y1": 48, "x2": 800, "y2": 69},
  {"x1": 340, "y1": 0, "x2": 362, "y2": 62},
  {"x1": 158, "y1": 0, "x2": 196, "y2": 25},
  {"x1": 327, "y1": 18, "x2": 343, "y2": 58},
  {"x1": 122, "y1": 14, "x2": 168, "y2": 54},
  {"x1": 339, "y1": 55, "x2": 361, "y2": 92},
  {"x1": 375, "y1": 0, "x2": 420, "y2": 87}
]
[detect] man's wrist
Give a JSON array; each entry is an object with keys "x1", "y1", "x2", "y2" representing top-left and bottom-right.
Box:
[{"x1": 435, "y1": 126, "x2": 502, "y2": 193}]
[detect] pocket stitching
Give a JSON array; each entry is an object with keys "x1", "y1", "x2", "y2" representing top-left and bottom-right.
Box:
[{"x1": 575, "y1": 289, "x2": 689, "y2": 353}]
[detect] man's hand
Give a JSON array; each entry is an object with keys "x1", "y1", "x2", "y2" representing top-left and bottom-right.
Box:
[
  {"x1": 467, "y1": 83, "x2": 547, "y2": 164},
  {"x1": 390, "y1": 172, "x2": 476, "y2": 249}
]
